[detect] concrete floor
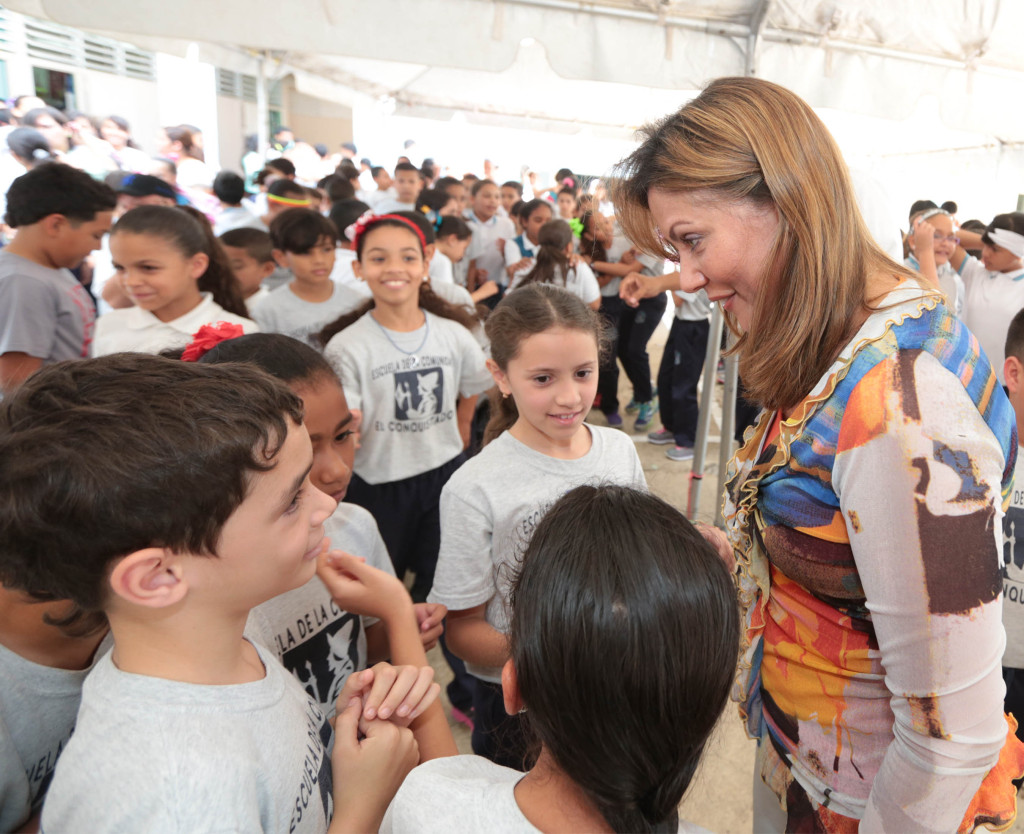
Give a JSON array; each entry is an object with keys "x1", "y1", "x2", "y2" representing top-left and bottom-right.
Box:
[{"x1": 427, "y1": 321, "x2": 1024, "y2": 833}]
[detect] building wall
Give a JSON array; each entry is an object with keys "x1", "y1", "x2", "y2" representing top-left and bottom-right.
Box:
[{"x1": 284, "y1": 80, "x2": 353, "y2": 151}]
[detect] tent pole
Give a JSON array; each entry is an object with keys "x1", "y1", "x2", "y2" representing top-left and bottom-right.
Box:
[
  {"x1": 715, "y1": 350, "x2": 738, "y2": 527},
  {"x1": 686, "y1": 304, "x2": 724, "y2": 521},
  {"x1": 256, "y1": 51, "x2": 270, "y2": 154}
]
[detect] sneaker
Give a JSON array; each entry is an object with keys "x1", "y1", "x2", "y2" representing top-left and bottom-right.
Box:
[
  {"x1": 605, "y1": 411, "x2": 623, "y2": 428},
  {"x1": 624, "y1": 398, "x2": 639, "y2": 415},
  {"x1": 450, "y1": 706, "x2": 475, "y2": 731},
  {"x1": 666, "y1": 445, "x2": 695, "y2": 461},
  {"x1": 647, "y1": 428, "x2": 674, "y2": 445},
  {"x1": 634, "y1": 396, "x2": 659, "y2": 431}
]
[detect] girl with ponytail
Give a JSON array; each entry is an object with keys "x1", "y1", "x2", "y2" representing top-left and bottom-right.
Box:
[
  {"x1": 509, "y1": 219, "x2": 601, "y2": 310},
  {"x1": 427, "y1": 284, "x2": 646, "y2": 769},
  {"x1": 93, "y1": 204, "x2": 255, "y2": 356},
  {"x1": 385, "y1": 483, "x2": 737, "y2": 833}
]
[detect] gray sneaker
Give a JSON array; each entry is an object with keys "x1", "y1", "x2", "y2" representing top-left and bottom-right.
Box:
[
  {"x1": 666, "y1": 445, "x2": 694, "y2": 461},
  {"x1": 647, "y1": 428, "x2": 674, "y2": 445}
]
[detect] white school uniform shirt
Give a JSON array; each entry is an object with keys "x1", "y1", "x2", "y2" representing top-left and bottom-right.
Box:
[
  {"x1": 507, "y1": 262, "x2": 601, "y2": 306},
  {"x1": 323, "y1": 311, "x2": 492, "y2": 484},
  {"x1": 467, "y1": 212, "x2": 515, "y2": 288},
  {"x1": 904, "y1": 254, "x2": 965, "y2": 319},
  {"x1": 328, "y1": 248, "x2": 371, "y2": 300},
  {"x1": 429, "y1": 250, "x2": 455, "y2": 285},
  {"x1": 960, "y1": 255, "x2": 1024, "y2": 384},
  {"x1": 92, "y1": 293, "x2": 258, "y2": 356},
  {"x1": 373, "y1": 198, "x2": 416, "y2": 215}
]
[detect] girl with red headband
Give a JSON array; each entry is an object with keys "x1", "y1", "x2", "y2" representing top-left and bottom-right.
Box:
[{"x1": 317, "y1": 214, "x2": 491, "y2": 605}]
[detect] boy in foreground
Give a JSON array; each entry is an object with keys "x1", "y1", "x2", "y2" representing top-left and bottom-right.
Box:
[{"x1": 0, "y1": 354, "x2": 438, "y2": 832}]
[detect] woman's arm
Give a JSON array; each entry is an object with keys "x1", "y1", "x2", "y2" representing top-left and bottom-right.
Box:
[{"x1": 834, "y1": 350, "x2": 1012, "y2": 831}]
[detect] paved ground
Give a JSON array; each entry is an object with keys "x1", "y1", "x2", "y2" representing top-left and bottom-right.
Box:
[{"x1": 426, "y1": 320, "x2": 1024, "y2": 833}]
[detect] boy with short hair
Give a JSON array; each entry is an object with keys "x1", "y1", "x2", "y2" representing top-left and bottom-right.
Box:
[
  {"x1": 251, "y1": 208, "x2": 364, "y2": 348},
  {"x1": 0, "y1": 162, "x2": 116, "y2": 394},
  {"x1": 499, "y1": 180, "x2": 522, "y2": 217},
  {"x1": 465, "y1": 179, "x2": 515, "y2": 299},
  {"x1": 213, "y1": 170, "x2": 264, "y2": 235},
  {"x1": 328, "y1": 199, "x2": 373, "y2": 297},
  {"x1": 0, "y1": 354, "x2": 433, "y2": 832},
  {"x1": 1001, "y1": 309, "x2": 1024, "y2": 756},
  {"x1": 219, "y1": 227, "x2": 278, "y2": 312},
  {"x1": 375, "y1": 162, "x2": 422, "y2": 214}
]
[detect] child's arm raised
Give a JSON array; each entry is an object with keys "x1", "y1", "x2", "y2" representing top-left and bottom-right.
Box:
[
  {"x1": 444, "y1": 604, "x2": 508, "y2": 669},
  {"x1": 318, "y1": 551, "x2": 458, "y2": 759}
]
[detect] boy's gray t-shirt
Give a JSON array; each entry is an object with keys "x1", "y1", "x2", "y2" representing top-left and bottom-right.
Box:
[
  {"x1": 1003, "y1": 451, "x2": 1024, "y2": 668},
  {"x1": 41, "y1": 642, "x2": 333, "y2": 834},
  {"x1": 250, "y1": 282, "x2": 365, "y2": 349},
  {"x1": 0, "y1": 250, "x2": 96, "y2": 362},
  {"x1": 246, "y1": 503, "x2": 395, "y2": 719},
  {"x1": 429, "y1": 427, "x2": 647, "y2": 682},
  {"x1": 0, "y1": 634, "x2": 112, "y2": 831}
]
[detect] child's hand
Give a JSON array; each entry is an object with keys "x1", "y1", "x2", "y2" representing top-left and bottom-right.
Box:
[
  {"x1": 336, "y1": 662, "x2": 440, "y2": 726},
  {"x1": 329, "y1": 696, "x2": 419, "y2": 833},
  {"x1": 508, "y1": 257, "x2": 531, "y2": 274},
  {"x1": 475, "y1": 280, "x2": 499, "y2": 300},
  {"x1": 413, "y1": 602, "x2": 446, "y2": 651},
  {"x1": 911, "y1": 217, "x2": 936, "y2": 253},
  {"x1": 317, "y1": 549, "x2": 408, "y2": 620},
  {"x1": 620, "y1": 248, "x2": 639, "y2": 265},
  {"x1": 695, "y1": 522, "x2": 736, "y2": 573}
]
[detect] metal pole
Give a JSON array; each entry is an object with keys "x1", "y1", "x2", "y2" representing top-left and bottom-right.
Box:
[
  {"x1": 686, "y1": 305, "x2": 724, "y2": 520},
  {"x1": 715, "y1": 350, "x2": 739, "y2": 527}
]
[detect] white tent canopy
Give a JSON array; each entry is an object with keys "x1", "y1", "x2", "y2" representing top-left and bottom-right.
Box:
[{"x1": 8, "y1": 0, "x2": 1024, "y2": 140}]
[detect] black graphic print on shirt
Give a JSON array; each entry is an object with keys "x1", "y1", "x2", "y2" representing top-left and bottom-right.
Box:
[
  {"x1": 275, "y1": 608, "x2": 361, "y2": 711},
  {"x1": 394, "y1": 368, "x2": 443, "y2": 419}
]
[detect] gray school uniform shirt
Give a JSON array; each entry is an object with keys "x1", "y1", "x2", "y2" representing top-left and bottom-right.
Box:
[
  {"x1": 429, "y1": 427, "x2": 646, "y2": 682},
  {"x1": 41, "y1": 642, "x2": 333, "y2": 834},
  {"x1": 381, "y1": 755, "x2": 711, "y2": 833},
  {"x1": 250, "y1": 282, "x2": 366, "y2": 349},
  {"x1": 0, "y1": 634, "x2": 112, "y2": 831},
  {"x1": 246, "y1": 503, "x2": 394, "y2": 719},
  {"x1": 0, "y1": 250, "x2": 96, "y2": 364}
]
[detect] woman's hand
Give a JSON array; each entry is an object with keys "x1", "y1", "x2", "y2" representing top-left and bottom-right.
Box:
[{"x1": 695, "y1": 522, "x2": 736, "y2": 573}]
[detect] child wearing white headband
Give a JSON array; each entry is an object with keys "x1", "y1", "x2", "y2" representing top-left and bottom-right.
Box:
[{"x1": 914, "y1": 210, "x2": 1024, "y2": 384}]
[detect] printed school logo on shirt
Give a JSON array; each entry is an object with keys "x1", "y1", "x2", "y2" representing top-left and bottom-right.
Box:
[
  {"x1": 369, "y1": 356, "x2": 457, "y2": 434},
  {"x1": 291, "y1": 696, "x2": 333, "y2": 832},
  {"x1": 1003, "y1": 483, "x2": 1024, "y2": 605}
]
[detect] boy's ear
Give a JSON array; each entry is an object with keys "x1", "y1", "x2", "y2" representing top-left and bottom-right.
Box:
[
  {"x1": 1006, "y1": 356, "x2": 1023, "y2": 395},
  {"x1": 501, "y1": 658, "x2": 524, "y2": 716},
  {"x1": 108, "y1": 548, "x2": 188, "y2": 609},
  {"x1": 272, "y1": 248, "x2": 290, "y2": 270},
  {"x1": 259, "y1": 259, "x2": 277, "y2": 279},
  {"x1": 486, "y1": 358, "x2": 510, "y2": 396},
  {"x1": 39, "y1": 213, "x2": 68, "y2": 237}
]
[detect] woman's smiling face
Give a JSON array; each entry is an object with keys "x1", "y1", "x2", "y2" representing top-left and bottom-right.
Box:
[{"x1": 648, "y1": 188, "x2": 779, "y2": 331}]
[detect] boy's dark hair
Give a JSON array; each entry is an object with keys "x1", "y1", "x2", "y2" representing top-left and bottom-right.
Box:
[
  {"x1": 1006, "y1": 308, "x2": 1024, "y2": 365},
  {"x1": 200, "y1": 332, "x2": 338, "y2": 391},
  {"x1": 908, "y1": 199, "x2": 938, "y2": 222},
  {"x1": 501, "y1": 180, "x2": 523, "y2": 197},
  {"x1": 265, "y1": 157, "x2": 296, "y2": 178},
  {"x1": 436, "y1": 176, "x2": 462, "y2": 194},
  {"x1": 5, "y1": 162, "x2": 117, "y2": 227},
  {"x1": 982, "y1": 212, "x2": 1024, "y2": 250},
  {"x1": 329, "y1": 199, "x2": 371, "y2": 243},
  {"x1": 336, "y1": 161, "x2": 360, "y2": 182},
  {"x1": 484, "y1": 284, "x2": 608, "y2": 443},
  {"x1": 471, "y1": 178, "x2": 496, "y2": 198},
  {"x1": 509, "y1": 200, "x2": 526, "y2": 220},
  {"x1": 269, "y1": 207, "x2": 339, "y2": 253},
  {"x1": 0, "y1": 354, "x2": 304, "y2": 613},
  {"x1": 326, "y1": 176, "x2": 355, "y2": 204},
  {"x1": 219, "y1": 227, "x2": 274, "y2": 264},
  {"x1": 437, "y1": 215, "x2": 471, "y2": 241},
  {"x1": 394, "y1": 161, "x2": 418, "y2": 175},
  {"x1": 112, "y1": 205, "x2": 248, "y2": 317},
  {"x1": 212, "y1": 170, "x2": 246, "y2": 205},
  {"x1": 509, "y1": 484, "x2": 739, "y2": 832},
  {"x1": 557, "y1": 186, "x2": 576, "y2": 199},
  {"x1": 370, "y1": 166, "x2": 386, "y2": 179},
  {"x1": 267, "y1": 178, "x2": 309, "y2": 201}
]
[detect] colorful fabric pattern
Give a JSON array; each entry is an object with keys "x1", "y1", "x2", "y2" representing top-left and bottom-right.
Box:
[{"x1": 724, "y1": 282, "x2": 1024, "y2": 832}]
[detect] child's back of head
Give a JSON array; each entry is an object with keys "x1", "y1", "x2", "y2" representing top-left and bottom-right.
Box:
[
  {"x1": 510, "y1": 483, "x2": 739, "y2": 832},
  {"x1": 0, "y1": 353, "x2": 303, "y2": 616},
  {"x1": 220, "y1": 226, "x2": 274, "y2": 265}
]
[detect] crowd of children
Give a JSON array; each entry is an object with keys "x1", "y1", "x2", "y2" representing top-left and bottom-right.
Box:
[{"x1": 3, "y1": 97, "x2": 1024, "y2": 831}]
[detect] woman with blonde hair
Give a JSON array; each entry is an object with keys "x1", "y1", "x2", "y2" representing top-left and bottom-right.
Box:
[{"x1": 616, "y1": 76, "x2": 1024, "y2": 832}]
